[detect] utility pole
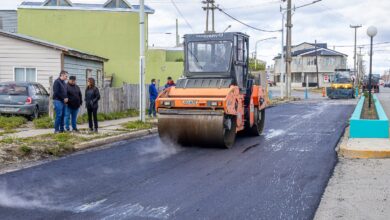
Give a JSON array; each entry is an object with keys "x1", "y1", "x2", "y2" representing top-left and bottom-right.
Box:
[
  {"x1": 350, "y1": 25, "x2": 362, "y2": 86},
  {"x1": 139, "y1": 0, "x2": 146, "y2": 122},
  {"x1": 315, "y1": 40, "x2": 320, "y2": 88},
  {"x1": 357, "y1": 45, "x2": 364, "y2": 84},
  {"x1": 202, "y1": 0, "x2": 216, "y2": 33},
  {"x1": 285, "y1": 0, "x2": 292, "y2": 98},
  {"x1": 280, "y1": 8, "x2": 285, "y2": 98},
  {"x1": 176, "y1": 18, "x2": 180, "y2": 47}
]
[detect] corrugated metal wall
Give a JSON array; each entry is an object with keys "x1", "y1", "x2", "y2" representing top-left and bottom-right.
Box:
[
  {"x1": 0, "y1": 10, "x2": 17, "y2": 33},
  {"x1": 64, "y1": 55, "x2": 103, "y2": 87}
]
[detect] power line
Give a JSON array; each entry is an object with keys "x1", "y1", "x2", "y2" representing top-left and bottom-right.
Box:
[
  {"x1": 223, "y1": 1, "x2": 280, "y2": 10},
  {"x1": 170, "y1": 0, "x2": 194, "y2": 33},
  {"x1": 332, "y1": 41, "x2": 390, "y2": 48},
  {"x1": 212, "y1": 3, "x2": 280, "y2": 33}
]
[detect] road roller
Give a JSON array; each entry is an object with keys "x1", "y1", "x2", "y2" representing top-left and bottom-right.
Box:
[
  {"x1": 326, "y1": 69, "x2": 355, "y2": 99},
  {"x1": 156, "y1": 32, "x2": 267, "y2": 148}
]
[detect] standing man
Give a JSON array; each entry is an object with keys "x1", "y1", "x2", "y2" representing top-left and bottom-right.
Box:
[
  {"x1": 148, "y1": 78, "x2": 158, "y2": 117},
  {"x1": 65, "y1": 76, "x2": 82, "y2": 132},
  {"x1": 53, "y1": 70, "x2": 68, "y2": 133},
  {"x1": 164, "y1": 76, "x2": 176, "y2": 89}
]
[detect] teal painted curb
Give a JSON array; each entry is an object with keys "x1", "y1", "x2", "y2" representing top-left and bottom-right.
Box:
[{"x1": 350, "y1": 94, "x2": 389, "y2": 138}]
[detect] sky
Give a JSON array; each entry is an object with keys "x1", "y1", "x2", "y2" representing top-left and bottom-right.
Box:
[{"x1": 2, "y1": 0, "x2": 390, "y2": 74}]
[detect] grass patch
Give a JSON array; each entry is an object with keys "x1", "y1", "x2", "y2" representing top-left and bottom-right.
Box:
[
  {"x1": 77, "y1": 109, "x2": 139, "y2": 124},
  {"x1": 33, "y1": 115, "x2": 54, "y2": 129},
  {"x1": 0, "y1": 116, "x2": 27, "y2": 130},
  {"x1": 19, "y1": 145, "x2": 32, "y2": 155},
  {"x1": 123, "y1": 120, "x2": 153, "y2": 130},
  {"x1": 1, "y1": 137, "x2": 15, "y2": 144}
]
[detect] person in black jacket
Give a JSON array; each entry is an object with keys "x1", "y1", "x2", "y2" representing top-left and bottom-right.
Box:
[
  {"x1": 53, "y1": 70, "x2": 68, "y2": 133},
  {"x1": 85, "y1": 78, "x2": 100, "y2": 132},
  {"x1": 65, "y1": 76, "x2": 82, "y2": 132}
]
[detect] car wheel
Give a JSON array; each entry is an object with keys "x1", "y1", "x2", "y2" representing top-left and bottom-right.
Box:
[{"x1": 30, "y1": 106, "x2": 39, "y2": 120}]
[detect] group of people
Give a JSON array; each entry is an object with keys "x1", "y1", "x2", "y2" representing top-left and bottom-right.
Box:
[
  {"x1": 53, "y1": 71, "x2": 100, "y2": 133},
  {"x1": 53, "y1": 72, "x2": 175, "y2": 132},
  {"x1": 148, "y1": 76, "x2": 176, "y2": 117}
]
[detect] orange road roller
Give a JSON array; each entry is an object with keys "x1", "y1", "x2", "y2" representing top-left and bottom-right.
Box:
[{"x1": 156, "y1": 32, "x2": 267, "y2": 148}]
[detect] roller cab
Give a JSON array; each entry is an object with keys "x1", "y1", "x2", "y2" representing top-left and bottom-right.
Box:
[
  {"x1": 156, "y1": 32, "x2": 266, "y2": 148},
  {"x1": 327, "y1": 69, "x2": 355, "y2": 99}
]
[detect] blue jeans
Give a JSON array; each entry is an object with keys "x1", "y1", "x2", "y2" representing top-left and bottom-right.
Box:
[
  {"x1": 54, "y1": 100, "x2": 65, "y2": 132},
  {"x1": 149, "y1": 99, "x2": 156, "y2": 116},
  {"x1": 65, "y1": 106, "x2": 79, "y2": 131}
]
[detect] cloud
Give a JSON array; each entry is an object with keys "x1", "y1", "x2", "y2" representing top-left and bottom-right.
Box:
[{"x1": 1, "y1": 0, "x2": 389, "y2": 73}]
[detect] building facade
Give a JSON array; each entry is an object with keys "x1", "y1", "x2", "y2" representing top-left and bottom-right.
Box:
[
  {"x1": 0, "y1": 10, "x2": 17, "y2": 33},
  {"x1": 274, "y1": 42, "x2": 348, "y2": 87},
  {"x1": 146, "y1": 47, "x2": 184, "y2": 85},
  {"x1": 0, "y1": 31, "x2": 107, "y2": 89},
  {"x1": 18, "y1": 0, "x2": 154, "y2": 87}
]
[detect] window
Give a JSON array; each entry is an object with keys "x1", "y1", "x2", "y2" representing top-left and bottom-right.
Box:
[
  {"x1": 33, "y1": 85, "x2": 42, "y2": 95},
  {"x1": 104, "y1": 0, "x2": 131, "y2": 9},
  {"x1": 38, "y1": 84, "x2": 49, "y2": 96},
  {"x1": 14, "y1": 68, "x2": 37, "y2": 82},
  {"x1": 187, "y1": 41, "x2": 233, "y2": 73},
  {"x1": 0, "y1": 85, "x2": 28, "y2": 95},
  {"x1": 86, "y1": 69, "x2": 92, "y2": 85},
  {"x1": 97, "y1": 70, "x2": 102, "y2": 87},
  {"x1": 43, "y1": 0, "x2": 72, "y2": 6}
]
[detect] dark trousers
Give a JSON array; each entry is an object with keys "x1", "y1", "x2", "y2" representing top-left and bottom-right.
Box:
[
  {"x1": 87, "y1": 108, "x2": 98, "y2": 130},
  {"x1": 149, "y1": 99, "x2": 156, "y2": 116}
]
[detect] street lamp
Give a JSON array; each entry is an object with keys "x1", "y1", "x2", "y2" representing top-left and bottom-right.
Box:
[
  {"x1": 367, "y1": 26, "x2": 377, "y2": 108},
  {"x1": 223, "y1": 25, "x2": 232, "y2": 33},
  {"x1": 254, "y1": 37, "x2": 277, "y2": 70}
]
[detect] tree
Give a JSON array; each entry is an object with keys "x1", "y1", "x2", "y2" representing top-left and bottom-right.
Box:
[{"x1": 249, "y1": 58, "x2": 266, "y2": 71}]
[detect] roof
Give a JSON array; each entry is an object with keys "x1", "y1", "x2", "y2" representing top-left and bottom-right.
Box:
[
  {"x1": 274, "y1": 43, "x2": 347, "y2": 59},
  {"x1": 149, "y1": 46, "x2": 184, "y2": 51},
  {"x1": 19, "y1": 1, "x2": 155, "y2": 13},
  {"x1": 0, "y1": 30, "x2": 108, "y2": 62}
]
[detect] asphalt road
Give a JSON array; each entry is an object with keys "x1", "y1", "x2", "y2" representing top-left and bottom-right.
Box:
[{"x1": 0, "y1": 99, "x2": 355, "y2": 220}]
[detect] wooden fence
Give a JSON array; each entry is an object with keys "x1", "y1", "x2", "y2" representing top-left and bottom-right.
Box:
[
  {"x1": 78, "y1": 84, "x2": 153, "y2": 115},
  {"x1": 48, "y1": 77, "x2": 158, "y2": 116}
]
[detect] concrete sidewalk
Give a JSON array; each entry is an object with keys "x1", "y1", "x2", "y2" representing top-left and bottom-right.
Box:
[
  {"x1": 1, "y1": 116, "x2": 144, "y2": 140},
  {"x1": 376, "y1": 87, "x2": 390, "y2": 119}
]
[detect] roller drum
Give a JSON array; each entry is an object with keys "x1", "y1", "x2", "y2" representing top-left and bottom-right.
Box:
[{"x1": 158, "y1": 113, "x2": 236, "y2": 148}]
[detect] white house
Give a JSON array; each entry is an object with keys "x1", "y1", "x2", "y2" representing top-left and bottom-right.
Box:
[
  {"x1": 0, "y1": 30, "x2": 108, "y2": 89},
  {"x1": 274, "y1": 42, "x2": 348, "y2": 87}
]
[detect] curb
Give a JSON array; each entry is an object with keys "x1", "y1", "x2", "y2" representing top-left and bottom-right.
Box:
[
  {"x1": 339, "y1": 147, "x2": 390, "y2": 159},
  {"x1": 75, "y1": 128, "x2": 158, "y2": 151},
  {"x1": 338, "y1": 127, "x2": 390, "y2": 159}
]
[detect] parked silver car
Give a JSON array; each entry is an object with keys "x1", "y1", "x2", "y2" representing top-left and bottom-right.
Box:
[{"x1": 0, "y1": 82, "x2": 49, "y2": 119}]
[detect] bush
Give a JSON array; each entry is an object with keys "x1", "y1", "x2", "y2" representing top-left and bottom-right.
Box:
[
  {"x1": 19, "y1": 145, "x2": 32, "y2": 155},
  {"x1": 123, "y1": 120, "x2": 152, "y2": 130},
  {"x1": 0, "y1": 116, "x2": 27, "y2": 130},
  {"x1": 77, "y1": 109, "x2": 139, "y2": 124},
  {"x1": 33, "y1": 116, "x2": 54, "y2": 129}
]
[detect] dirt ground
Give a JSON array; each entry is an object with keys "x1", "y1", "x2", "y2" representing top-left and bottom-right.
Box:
[{"x1": 361, "y1": 96, "x2": 378, "y2": 120}]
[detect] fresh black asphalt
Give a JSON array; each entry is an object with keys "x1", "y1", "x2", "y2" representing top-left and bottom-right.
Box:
[{"x1": 0, "y1": 100, "x2": 355, "y2": 220}]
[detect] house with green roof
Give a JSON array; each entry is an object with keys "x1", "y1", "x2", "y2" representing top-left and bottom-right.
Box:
[{"x1": 17, "y1": 0, "x2": 156, "y2": 87}]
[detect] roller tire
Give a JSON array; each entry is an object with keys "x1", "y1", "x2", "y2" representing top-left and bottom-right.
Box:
[{"x1": 249, "y1": 108, "x2": 265, "y2": 136}]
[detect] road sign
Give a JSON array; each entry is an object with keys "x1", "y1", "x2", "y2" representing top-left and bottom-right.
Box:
[{"x1": 324, "y1": 75, "x2": 329, "y2": 82}]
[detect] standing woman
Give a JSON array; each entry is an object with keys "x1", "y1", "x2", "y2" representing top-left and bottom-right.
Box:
[{"x1": 85, "y1": 78, "x2": 100, "y2": 132}]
